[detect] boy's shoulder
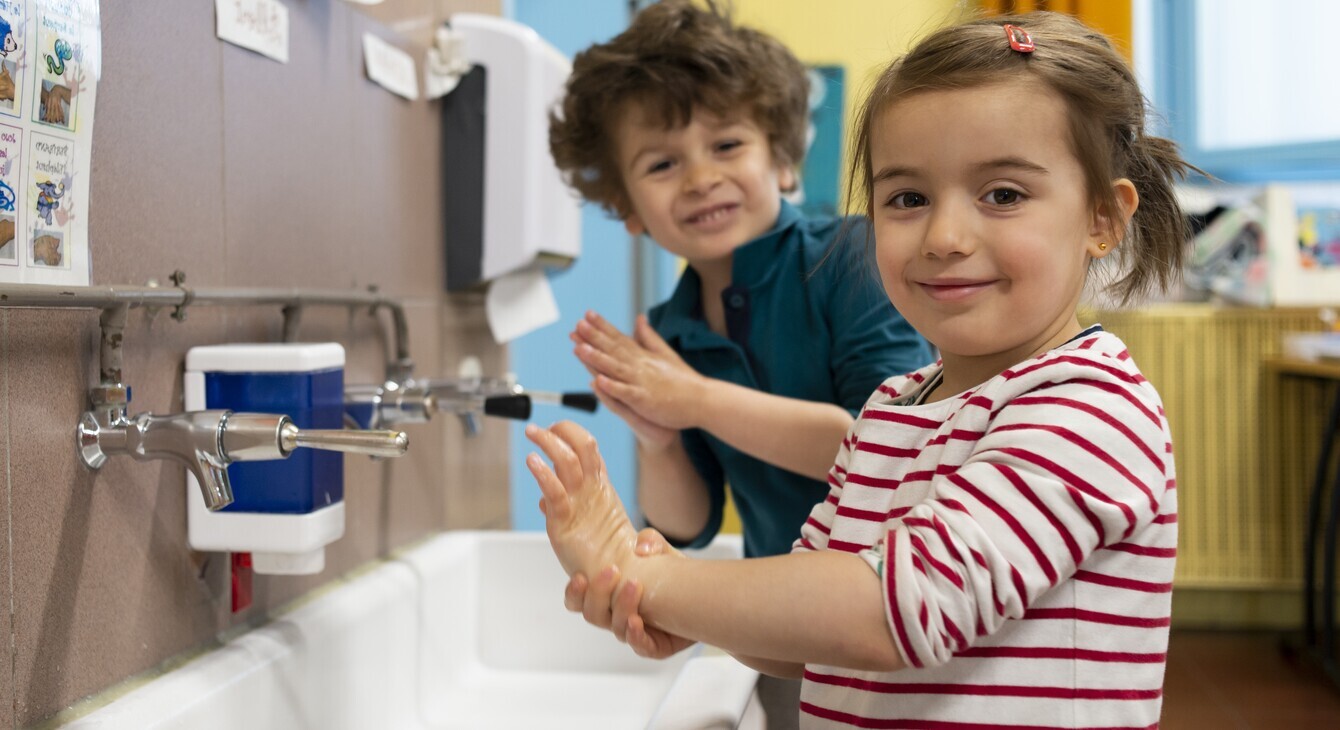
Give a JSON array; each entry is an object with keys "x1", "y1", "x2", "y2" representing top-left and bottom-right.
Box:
[{"x1": 789, "y1": 212, "x2": 872, "y2": 272}]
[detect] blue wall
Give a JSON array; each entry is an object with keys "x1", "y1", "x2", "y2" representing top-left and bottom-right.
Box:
[{"x1": 508, "y1": 0, "x2": 636, "y2": 531}]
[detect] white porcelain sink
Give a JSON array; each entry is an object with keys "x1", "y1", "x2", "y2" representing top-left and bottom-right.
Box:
[
  {"x1": 69, "y1": 530, "x2": 760, "y2": 729},
  {"x1": 405, "y1": 531, "x2": 758, "y2": 729}
]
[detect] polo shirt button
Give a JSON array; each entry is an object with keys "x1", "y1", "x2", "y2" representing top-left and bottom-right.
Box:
[{"x1": 727, "y1": 293, "x2": 746, "y2": 308}]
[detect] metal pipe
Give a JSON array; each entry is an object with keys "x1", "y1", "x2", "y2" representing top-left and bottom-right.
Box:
[
  {"x1": 98, "y1": 304, "x2": 128, "y2": 386},
  {"x1": 0, "y1": 282, "x2": 414, "y2": 380}
]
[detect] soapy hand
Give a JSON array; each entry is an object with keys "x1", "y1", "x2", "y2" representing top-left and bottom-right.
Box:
[
  {"x1": 565, "y1": 528, "x2": 696, "y2": 660},
  {"x1": 525, "y1": 421, "x2": 640, "y2": 580},
  {"x1": 571, "y1": 312, "x2": 708, "y2": 435}
]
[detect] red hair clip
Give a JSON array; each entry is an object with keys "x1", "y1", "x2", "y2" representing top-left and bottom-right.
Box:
[{"x1": 1004, "y1": 24, "x2": 1035, "y2": 53}]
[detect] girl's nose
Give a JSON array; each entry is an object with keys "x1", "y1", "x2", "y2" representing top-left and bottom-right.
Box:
[{"x1": 921, "y1": 201, "x2": 974, "y2": 259}]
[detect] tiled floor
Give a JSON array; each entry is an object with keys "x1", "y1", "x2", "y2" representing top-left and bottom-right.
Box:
[{"x1": 1163, "y1": 631, "x2": 1340, "y2": 728}]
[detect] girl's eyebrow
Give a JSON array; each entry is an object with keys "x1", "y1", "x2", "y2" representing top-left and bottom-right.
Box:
[
  {"x1": 974, "y1": 156, "x2": 1049, "y2": 175},
  {"x1": 874, "y1": 156, "x2": 1050, "y2": 185}
]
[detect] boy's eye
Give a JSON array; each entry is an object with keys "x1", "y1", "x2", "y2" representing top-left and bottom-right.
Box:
[
  {"x1": 983, "y1": 188, "x2": 1023, "y2": 205},
  {"x1": 888, "y1": 191, "x2": 928, "y2": 209},
  {"x1": 715, "y1": 139, "x2": 742, "y2": 153},
  {"x1": 646, "y1": 159, "x2": 673, "y2": 174}
]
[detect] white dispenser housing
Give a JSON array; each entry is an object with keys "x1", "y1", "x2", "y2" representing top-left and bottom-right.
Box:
[
  {"x1": 443, "y1": 13, "x2": 581, "y2": 290},
  {"x1": 184, "y1": 343, "x2": 347, "y2": 575}
]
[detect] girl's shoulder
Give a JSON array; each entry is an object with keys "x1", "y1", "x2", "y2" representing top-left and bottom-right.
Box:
[{"x1": 981, "y1": 327, "x2": 1165, "y2": 414}]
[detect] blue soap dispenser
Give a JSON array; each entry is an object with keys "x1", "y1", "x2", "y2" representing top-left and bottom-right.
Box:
[{"x1": 183, "y1": 343, "x2": 347, "y2": 575}]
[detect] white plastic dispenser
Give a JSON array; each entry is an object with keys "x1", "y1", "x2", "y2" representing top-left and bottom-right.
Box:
[
  {"x1": 184, "y1": 343, "x2": 346, "y2": 575},
  {"x1": 442, "y1": 13, "x2": 581, "y2": 291}
]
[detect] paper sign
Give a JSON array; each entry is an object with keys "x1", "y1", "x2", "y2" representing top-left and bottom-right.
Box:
[
  {"x1": 485, "y1": 269, "x2": 560, "y2": 344},
  {"x1": 362, "y1": 32, "x2": 418, "y2": 100},
  {"x1": 0, "y1": 0, "x2": 101, "y2": 286},
  {"x1": 216, "y1": 0, "x2": 289, "y2": 63}
]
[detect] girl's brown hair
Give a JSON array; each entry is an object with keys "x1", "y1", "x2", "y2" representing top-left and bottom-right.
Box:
[
  {"x1": 549, "y1": 0, "x2": 809, "y2": 218},
  {"x1": 848, "y1": 11, "x2": 1198, "y2": 304}
]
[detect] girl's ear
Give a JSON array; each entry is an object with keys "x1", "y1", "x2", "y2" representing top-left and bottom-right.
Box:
[{"x1": 1087, "y1": 178, "x2": 1139, "y2": 258}]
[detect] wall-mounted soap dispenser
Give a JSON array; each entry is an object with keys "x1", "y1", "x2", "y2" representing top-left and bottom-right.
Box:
[
  {"x1": 184, "y1": 343, "x2": 354, "y2": 575},
  {"x1": 442, "y1": 13, "x2": 581, "y2": 291}
]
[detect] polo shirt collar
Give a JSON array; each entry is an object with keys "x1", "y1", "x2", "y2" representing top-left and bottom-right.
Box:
[{"x1": 654, "y1": 200, "x2": 801, "y2": 348}]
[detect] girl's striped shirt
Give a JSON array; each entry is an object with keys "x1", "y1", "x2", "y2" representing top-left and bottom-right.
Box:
[{"x1": 795, "y1": 327, "x2": 1177, "y2": 729}]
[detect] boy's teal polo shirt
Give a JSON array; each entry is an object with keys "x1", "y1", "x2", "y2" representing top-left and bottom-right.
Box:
[{"x1": 647, "y1": 200, "x2": 933, "y2": 558}]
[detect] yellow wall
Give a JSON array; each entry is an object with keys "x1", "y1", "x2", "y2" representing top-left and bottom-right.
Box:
[
  {"x1": 978, "y1": 0, "x2": 1132, "y2": 62},
  {"x1": 732, "y1": 0, "x2": 968, "y2": 170},
  {"x1": 714, "y1": 0, "x2": 964, "y2": 535}
]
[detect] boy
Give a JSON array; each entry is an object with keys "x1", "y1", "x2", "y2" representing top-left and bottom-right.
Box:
[{"x1": 551, "y1": 0, "x2": 928, "y2": 560}]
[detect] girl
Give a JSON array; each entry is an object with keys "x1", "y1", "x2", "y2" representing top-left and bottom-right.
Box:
[{"x1": 526, "y1": 12, "x2": 1188, "y2": 728}]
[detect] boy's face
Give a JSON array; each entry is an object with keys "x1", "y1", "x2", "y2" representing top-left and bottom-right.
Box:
[
  {"x1": 614, "y1": 104, "x2": 795, "y2": 266},
  {"x1": 868, "y1": 78, "x2": 1129, "y2": 369}
]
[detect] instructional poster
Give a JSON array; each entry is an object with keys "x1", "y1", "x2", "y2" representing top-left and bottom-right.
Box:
[{"x1": 0, "y1": 0, "x2": 99, "y2": 284}]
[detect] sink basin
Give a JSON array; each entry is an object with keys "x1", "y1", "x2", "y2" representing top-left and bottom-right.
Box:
[
  {"x1": 69, "y1": 530, "x2": 760, "y2": 729},
  {"x1": 404, "y1": 531, "x2": 758, "y2": 729}
]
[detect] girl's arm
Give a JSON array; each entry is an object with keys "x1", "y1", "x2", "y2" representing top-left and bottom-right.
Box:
[
  {"x1": 629, "y1": 549, "x2": 902, "y2": 672},
  {"x1": 525, "y1": 421, "x2": 902, "y2": 672}
]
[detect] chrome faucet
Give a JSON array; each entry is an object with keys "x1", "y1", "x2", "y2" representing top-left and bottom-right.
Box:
[
  {"x1": 78, "y1": 384, "x2": 409, "y2": 511},
  {"x1": 344, "y1": 376, "x2": 596, "y2": 435}
]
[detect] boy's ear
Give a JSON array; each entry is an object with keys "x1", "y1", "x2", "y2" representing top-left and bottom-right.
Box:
[
  {"x1": 623, "y1": 212, "x2": 646, "y2": 237},
  {"x1": 778, "y1": 165, "x2": 798, "y2": 194},
  {"x1": 1087, "y1": 178, "x2": 1139, "y2": 258}
]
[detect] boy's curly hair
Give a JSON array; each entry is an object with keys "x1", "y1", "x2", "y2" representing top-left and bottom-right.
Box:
[{"x1": 549, "y1": 0, "x2": 810, "y2": 218}]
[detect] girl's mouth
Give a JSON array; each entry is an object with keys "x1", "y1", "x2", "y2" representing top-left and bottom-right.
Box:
[{"x1": 918, "y1": 280, "x2": 997, "y2": 301}]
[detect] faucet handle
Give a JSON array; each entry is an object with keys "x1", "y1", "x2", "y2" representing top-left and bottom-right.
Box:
[
  {"x1": 222, "y1": 413, "x2": 409, "y2": 460},
  {"x1": 281, "y1": 422, "x2": 409, "y2": 458},
  {"x1": 483, "y1": 394, "x2": 531, "y2": 420}
]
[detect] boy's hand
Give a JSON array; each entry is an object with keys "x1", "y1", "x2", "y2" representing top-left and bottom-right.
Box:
[
  {"x1": 525, "y1": 421, "x2": 640, "y2": 579},
  {"x1": 571, "y1": 311, "x2": 707, "y2": 431},
  {"x1": 564, "y1": 528, "x2": 696, "y2": 660},
  {"x1": 588, "y1": 382, "x2": 679, "y2": 450}
]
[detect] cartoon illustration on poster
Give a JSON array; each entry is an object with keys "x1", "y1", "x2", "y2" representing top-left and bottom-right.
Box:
[
  {"x1": 0, "y1": 0, "x2": 28, "y2": 118},
  {"x1": 33, "y1": 2, "x2": 79, "y2": 130},
  {"x1": 27, "y1": 130, "x2": 69, "y2": 268},
  {"x1": 0, "y1": 123, "x2": 21, "y2": 263},
  {"x1": 0, "y1": 0, "x2": 99, "y2": 285}
]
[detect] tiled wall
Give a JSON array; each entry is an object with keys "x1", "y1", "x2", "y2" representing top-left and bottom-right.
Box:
[{"x1": 0, "y1": 1, "x2": 508, "y2": 725}]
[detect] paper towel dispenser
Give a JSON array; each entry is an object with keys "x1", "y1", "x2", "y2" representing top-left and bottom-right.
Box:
[{"x1": 442, "y1": 14, "x2": 581, "y2": 293}]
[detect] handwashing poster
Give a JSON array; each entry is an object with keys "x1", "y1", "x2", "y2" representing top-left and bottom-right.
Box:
[{"x1": 0, "y1": 0, "x2": 98, "y2": 284}]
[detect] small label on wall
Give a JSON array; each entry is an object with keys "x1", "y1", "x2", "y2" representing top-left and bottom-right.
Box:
[
  {"x1": 216, "y1": 0, "x2": 289, "y2": 63},
  {"x1": 362, "y1": 32, "x2": 418, "y2": 100}
]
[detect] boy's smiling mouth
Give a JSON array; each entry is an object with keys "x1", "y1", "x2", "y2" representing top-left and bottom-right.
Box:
[{"x1": 684, "y1": 202, "x2": 740, "y2": 229}]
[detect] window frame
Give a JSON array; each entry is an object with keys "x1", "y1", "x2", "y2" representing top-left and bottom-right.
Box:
[{"x1": 1150, "y1": 0, "x2": 1340, "y2": 182}]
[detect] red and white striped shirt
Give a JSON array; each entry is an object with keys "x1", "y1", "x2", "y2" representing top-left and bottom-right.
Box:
[{"x1": 795, "y1": 328, "x2": 1176, "y2": 729}]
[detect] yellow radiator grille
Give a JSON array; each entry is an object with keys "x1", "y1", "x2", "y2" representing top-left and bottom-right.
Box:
[{"x1": 1084, "y1": 305, "x2": 1333, "y2": 589}]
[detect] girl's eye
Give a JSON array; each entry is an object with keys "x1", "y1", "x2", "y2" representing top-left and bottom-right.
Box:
[
  {"x1": 888, "y1": 191, "x2": 928, "y2": 209},
  {"x1": 984, "y1": 188, "x2": 1023, "y2": 206}
]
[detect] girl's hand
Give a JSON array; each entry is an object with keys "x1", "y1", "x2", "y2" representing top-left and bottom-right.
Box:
[
  {"x1": 564, "y1": 528, "x2": 696, "y2": 660},
  {"x1": 571, "y1": 312, "x2": 708, "y2": 431},
  {"x1": 525, "y1": 421, "x2": 640, "y2": 579}
]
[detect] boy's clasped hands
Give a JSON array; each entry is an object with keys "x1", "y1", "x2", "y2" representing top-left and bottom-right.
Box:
[
  {"x1": 570, "y1": 310, "x2": 704, "y2": 448},
  {"x1": 523, "y1": 420, "x2": 693, "y2": 660}
]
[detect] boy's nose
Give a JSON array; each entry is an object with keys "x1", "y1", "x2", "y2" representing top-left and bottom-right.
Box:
[{"x1": 681, "y1": 161, "x2": 723, "y2": 195}]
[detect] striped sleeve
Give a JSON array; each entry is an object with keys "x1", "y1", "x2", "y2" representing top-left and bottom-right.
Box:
[
  {"x1": 880, "y1": 362, "x2": 1172, "y2": 669},
  {"x1": 794, "y1": 424, "x2": 856, "y2": 554}
]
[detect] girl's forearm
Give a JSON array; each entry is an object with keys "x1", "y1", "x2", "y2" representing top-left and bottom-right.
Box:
[{"x1": 629, "y1": 550, "x2": 905, "y2": 673}]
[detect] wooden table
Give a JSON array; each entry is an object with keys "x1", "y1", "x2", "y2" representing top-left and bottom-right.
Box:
[{"x1": 1265, "y1": 357, "x2": 1340, "y2": 685}]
